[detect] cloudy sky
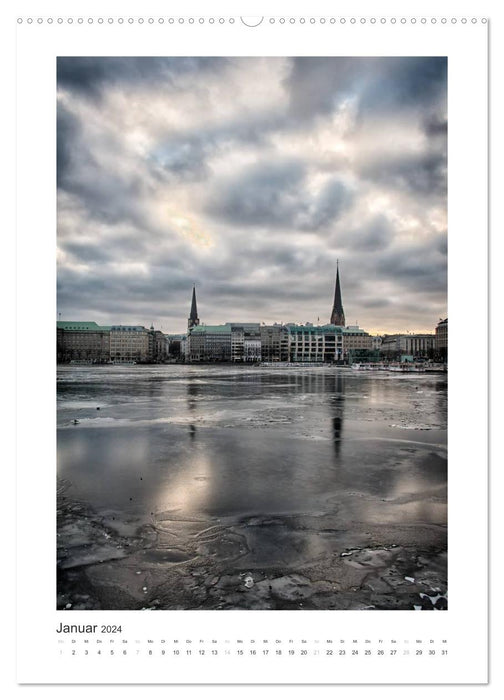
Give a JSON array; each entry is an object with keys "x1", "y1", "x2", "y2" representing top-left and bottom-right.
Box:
[{"x1": 57, "y1": 56, "x2": 447, "y2": 334}]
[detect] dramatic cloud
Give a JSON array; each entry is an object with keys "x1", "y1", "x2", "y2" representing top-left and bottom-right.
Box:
[
  {"x1": 57, "y1": 57, "x2": 447, "y2": 334},
  {"x1": 207, "y1": 160, "x2": 354, "y2": 231}
]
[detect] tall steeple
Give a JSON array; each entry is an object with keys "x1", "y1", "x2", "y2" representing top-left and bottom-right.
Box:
[
  {"x1": 188, "y1": 285, "x2": 199, "y2": 331},
  {"x1": 330, "y1": 261, "x2": 346, "y2": 326}
]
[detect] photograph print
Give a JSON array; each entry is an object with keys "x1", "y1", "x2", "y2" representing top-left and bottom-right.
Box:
[{"x1": 56, "y1": 56, "x2": 447, "y2": 611}]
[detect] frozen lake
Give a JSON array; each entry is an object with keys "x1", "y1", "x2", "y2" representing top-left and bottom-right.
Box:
[{"x1": 57, "y1": 364, "x2": 447, "y2": 610}]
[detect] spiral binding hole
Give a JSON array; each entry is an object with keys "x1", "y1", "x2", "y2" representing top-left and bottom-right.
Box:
[{"x1": 15, "y1": 15, "x2": 488, "y2": 28}]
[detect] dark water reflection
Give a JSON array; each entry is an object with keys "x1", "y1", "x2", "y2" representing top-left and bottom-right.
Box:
[{"x1": 58, "y1": 365, "x2": 446, "y2": 523}]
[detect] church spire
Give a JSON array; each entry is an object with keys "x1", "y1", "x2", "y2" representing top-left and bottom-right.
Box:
[
  {"x1": 330, "y1": 261, "x2": 346, "y2": 326},
  {"x1": 188, "y1": 285, "x2": 199, "y2": 331}
]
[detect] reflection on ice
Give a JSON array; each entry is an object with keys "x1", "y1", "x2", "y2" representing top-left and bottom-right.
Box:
[{"x1": 57, "y1": 365, "x2": 447, "y2": 610}]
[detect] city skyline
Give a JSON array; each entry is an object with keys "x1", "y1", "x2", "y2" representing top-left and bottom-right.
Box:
[{"x1": 57, "y1": 57, "x2": 447, "y2": 335}]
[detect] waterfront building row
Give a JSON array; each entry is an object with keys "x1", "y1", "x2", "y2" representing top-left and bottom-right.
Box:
[
  {"x1": 57, "y1": 322, "x2": 167, "y2": 363},
  {"x1": 379, "y1": 319, "x2": 448, "y2": 362},
  {"x1": 57, "y1": 319, "x2": 447, "y2": 365},
  {"x1": 57, "y1": 320, "x2": 374, "y2": 365},
  {"x1": 184, "y1": 320, "x2": 447, "y2": 364},
  {"x1": 380, "y1": 333, "x2": 436, "y2": 361},
  {"x1": 186, "y1": 322, "x2": 373, "y2": 364},
  {"x1": 57, "y1": 265, "x2": 446, "y2": 365},
  {"x1": 182, "y1": 273, "x2": 446, "y2": 364}
]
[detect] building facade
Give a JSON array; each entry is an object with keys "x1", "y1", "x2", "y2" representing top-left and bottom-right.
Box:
[
  {"x1": 150, "y1": 328, "x2": 167, "y2": 362},
  {"x1": 109, "y1": 325, "x2": 151, "y2": 362},
  {"x1": 260, "y1": 324, "x2": 289, "y2": 362},
  {"x1": 287, "y1": 324, "x2": 344, "y2": 362},
  {"x1": 166, "y1": 333, "x2": 187, "y2": 360},
  {"x1": 371, "y1": 335, "x2": 383, "y2": 352},
  {"x1": 287, "y1": 323, "x2": 372, "y2": 363},
  {"x1": 57, "y1": 321, "x2": 111, "y2": 363},
  {"x1": 435, "y1": 318, "x2": 448, "y2": 361},
  {"x1": 381, "y1": 333, "x2": 436, "y2": 360},
  {"x1": 58, "y1": 321, "x2": 170, "y2": 363},
  {"x1": 342, "y1": 326, "x2": 373, "y2": 358},
  {"x1": 187, "y1": 324, "x2": 232, "y2": 362},
  {"x1": 229, "y1": 323, "x2": 262, "y2": 362}
]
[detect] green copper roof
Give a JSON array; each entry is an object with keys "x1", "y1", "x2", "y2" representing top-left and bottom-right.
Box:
[
  {"x1": 190, "y1": 324, "x2": 232, "y2": 334},
  {"x1": 342, "y1": 327, "x2": 369, "y2": 335},
  {"x1": 57, "y1": 321, "x2": 111, "y2": 331}
]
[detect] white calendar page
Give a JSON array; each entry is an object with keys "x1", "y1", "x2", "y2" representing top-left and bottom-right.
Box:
[{"x1": 14, "y1": 0, "x2": 488, "y2": 686}]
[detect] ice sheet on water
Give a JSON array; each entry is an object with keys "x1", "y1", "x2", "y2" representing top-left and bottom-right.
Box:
[
  {"x1": 266, "y1": 574, "x2": 313, "y2": 601},
  {"x1": 59, "y1": 411, "x2": 236, "y2": 429},
  {"x1": 242, "y1": 573, "x2": 254, "y2": 589},
  {"x1": 59, "y1": 544, "x2": 128, "y2": 569},
  {"x1": 341, "y1": 548, "x2": 396, "y2": 569},
  {"x1": 58, "y1": 400, "x2": 111, "y2": 410},
  {"x1": 389, "y1": 424, "x2": 432, "y2": 430},
  {"x1": 142, "y1": 547, "x2": 195, "y2": 564},
  {"x1": 420, "y1": 592, "x2": 447, "y2": 605},
  {"x1": 57, "y1": 365, "x2": 447, "y2": 609},
  {"x1": 101, "y1": 515, "x2": 146, "y2": 538},
  {"x1": 60, "y1": 416, "x2": 128, "y2": 429}
]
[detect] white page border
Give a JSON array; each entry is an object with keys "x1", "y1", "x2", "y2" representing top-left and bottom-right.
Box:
[{"x1": 15, "y1": 13, "x2": 488, "y2": 685}]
